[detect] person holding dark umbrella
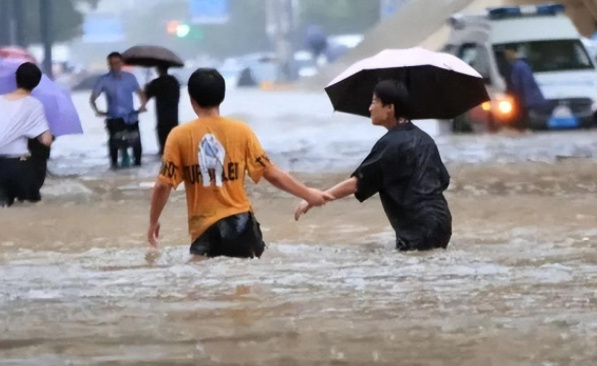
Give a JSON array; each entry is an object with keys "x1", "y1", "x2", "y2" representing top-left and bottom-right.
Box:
[
  {"x1": 144, "y1": 64, "x2": 180, "y2": 155},
  {"x1": 295, "y1": 48, "x2": 490, "y2": 251},
  {"x1": 122, "y1": 45, "x2": 184, "y2": 156},
  {"x1": 295, "y1": 80, "x2": 452, "y2": 251}
]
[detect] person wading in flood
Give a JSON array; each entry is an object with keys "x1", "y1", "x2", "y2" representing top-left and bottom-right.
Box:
[
  {"x1": 0, "y1": 63, "x2": 53, "y2": 207},
  {"x1": 295, "y1": 80, "x2": 452, "y2": 251},
  {"x1": 90, "y1": 52, "x2": 147, "y2": 169},
  {"x1": 148, "y1": 68, "x2": 332, "y2": 259},
  {"x1": 144, "y1": 64, "x2": 180, "y2": 156}
]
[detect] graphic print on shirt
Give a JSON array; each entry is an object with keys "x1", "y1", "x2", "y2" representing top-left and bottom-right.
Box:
[{"x1": 199, "y1": 134, "x2": 226, "y2": 187}]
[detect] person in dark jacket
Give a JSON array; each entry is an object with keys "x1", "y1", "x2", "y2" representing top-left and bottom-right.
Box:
[
  {"x1": 295, "y1": 80, "x2": 452, "y2": 251},
  {"x1": 504, "y1": 44, "x2": 551, "y2": 126},
  {"x1": 145, "y1": 65, "x2": 180, "y2": 155}
]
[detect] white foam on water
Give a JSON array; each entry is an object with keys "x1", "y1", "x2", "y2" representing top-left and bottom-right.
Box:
[
  {"x1": 2, "y1": 240, "x2": 591, "y2": 305},
  {"x1": 47, "y1": 89, "x2": 597, "y2": 177}
]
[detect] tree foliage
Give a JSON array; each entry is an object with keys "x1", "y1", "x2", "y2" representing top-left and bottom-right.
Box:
[{"x1": 18, "y1": 0, "x2": 101, "y2": 45}]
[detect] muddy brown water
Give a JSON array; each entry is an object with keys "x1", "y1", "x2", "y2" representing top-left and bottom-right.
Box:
[{"x1": 1, "y1": 161, "x2": 597, "y2": 365}]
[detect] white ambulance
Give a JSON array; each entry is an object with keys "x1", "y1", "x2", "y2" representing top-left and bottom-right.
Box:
[{"x1": 444, "y1": 3, "x2": 597, "y2": 132}]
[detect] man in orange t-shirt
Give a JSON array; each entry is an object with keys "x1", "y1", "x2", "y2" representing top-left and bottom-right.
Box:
[{"x1": 148, "y1": 68, "x2": 331, "y2": 258}]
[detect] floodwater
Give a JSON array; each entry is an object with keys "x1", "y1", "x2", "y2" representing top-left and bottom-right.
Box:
[
  {"x1": 48, "y1": 89, "x2": 597, "y2": 175},
  {"x1": 1, "y1": 89, "x2": 597, "y2": 365}
]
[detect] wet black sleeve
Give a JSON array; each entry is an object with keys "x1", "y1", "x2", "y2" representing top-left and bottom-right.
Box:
[
  {"x1": 145, "y1": 80, "x2": 156, "y2": 100},
  {"x1": 351, "y1": 146, "x2": 385, "y2": 202}
]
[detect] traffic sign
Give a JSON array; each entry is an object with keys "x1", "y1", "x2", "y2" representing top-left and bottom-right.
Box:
[
  {"x1": 190, "y1": 0, "x2": 229, "y2": 25},
  {"x1": 380, "y1": 0, "x2": 408, "y2": 20}
]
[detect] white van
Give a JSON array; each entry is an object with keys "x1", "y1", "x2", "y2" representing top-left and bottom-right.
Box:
[{"x1": 444, "y1": 4, "x2": 597, "y2": 132}]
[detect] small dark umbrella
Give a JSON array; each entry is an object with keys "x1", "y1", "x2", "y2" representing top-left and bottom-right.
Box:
[
  {"x1": 122, "y1": 45, "x2": 184, "y2": 68},
  {"x1": 325, "y1": 48, "x2": 490, "y2": 120}
]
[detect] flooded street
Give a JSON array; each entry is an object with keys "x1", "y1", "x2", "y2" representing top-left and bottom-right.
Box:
[{"x1": 2, "y1": 90, "x2": 597, "y2": 365}]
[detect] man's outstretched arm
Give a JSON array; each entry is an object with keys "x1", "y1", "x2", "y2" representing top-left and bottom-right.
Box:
[
  {"x1": 263, "y1": 165, "x2": 333, "y2": 207},
  {"x1": 294, "y1": 177, "x2": 358, "y2": 220},
  {"x1": 148, "y1": 179, "x2": 173, "y2": 248}
]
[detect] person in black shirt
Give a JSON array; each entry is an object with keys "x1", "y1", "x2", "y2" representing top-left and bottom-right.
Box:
[
  {"x1": 145, "y1": 65, "x2": 180, "y2": 155},
  {"x1": 295, "y1": 80, "x2": 452, "y2": 251}
]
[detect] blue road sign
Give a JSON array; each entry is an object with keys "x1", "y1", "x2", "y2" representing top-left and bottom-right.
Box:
[
  {"x1": 190, "y1": 0, "x2": 229, "y2": 25},
  {"x1": 83, "y1": 15, "x2": 124, "y2": 43},
  {"x1": 380, "y1": 0, "x2": 408, "y2": 20}
]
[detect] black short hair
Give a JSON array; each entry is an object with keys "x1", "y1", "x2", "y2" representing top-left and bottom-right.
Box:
[
  {"x1": 16, "y1": 62, "x2": 42, "y2": 91},
  {"x1": 107, "y1": 52, "x2": 123, "y2": 60},
  {"x1": 188, "y1": 68, "x2": 225, "y2": 107},
  {"x1": 504, "y1": 44, "x2": 519, "y2": 52},
  {"x1": 374, "y1": 80, "x2": 411, "y2": 119}
]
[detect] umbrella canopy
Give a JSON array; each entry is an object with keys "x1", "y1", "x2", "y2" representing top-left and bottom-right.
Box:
[
  {"x1": 0, "y1": 46, "x2": 37, "y2": 64},
  {"x1": 0, "y1": 59, "x2": 82, "y2": 137},
  {"x1": 122, "y1": 45, "x2": 184, "y2": 68},
  {"x1": 325, "y1": 47, "x2": 490, "y2": 120}
]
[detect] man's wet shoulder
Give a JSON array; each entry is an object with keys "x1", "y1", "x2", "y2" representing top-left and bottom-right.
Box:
[
  {"x1": 166, "y1": 122, "x2": 195, "y2": 142},
  {"x1": 221, "y1": 116, "x2": 248, "y2": 127},
  {"x1": 221, "y1": 117, "x2": 256, "y2": 136}
]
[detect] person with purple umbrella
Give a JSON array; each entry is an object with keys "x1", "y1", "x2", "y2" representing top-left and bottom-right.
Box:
[{"x1": 0, "y1": 63, "x2": 53, "y2": 207}]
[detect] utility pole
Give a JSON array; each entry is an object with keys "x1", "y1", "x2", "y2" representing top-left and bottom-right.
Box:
[
  {"x1": 40, "y1": 0, "x2": 53, "y2": 78},
  {"x1": 265, "y1": 0, "x2": 298, "y2": 83},
  {"x1": 13, "y1": 0, "x2": 26, "y2": 46},
  {"x1": 0, "y1": 0, "x2": 11, "y2": 46},
  {"x1": 1, "y1": 0, "x2": 19, "y2": 46}
]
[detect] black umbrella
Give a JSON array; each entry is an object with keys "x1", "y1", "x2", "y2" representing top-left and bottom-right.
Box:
[
  {"x1": 325, "y1": 48, "x2": 490, "y2": 120},
  {"x1": 122, "y1": 45, "x2": 184, "y2": 68}
]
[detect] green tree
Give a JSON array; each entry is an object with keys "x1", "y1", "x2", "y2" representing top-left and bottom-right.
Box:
[{"x1": 18, "y1": 0, "x2": 101, "y2": 45}]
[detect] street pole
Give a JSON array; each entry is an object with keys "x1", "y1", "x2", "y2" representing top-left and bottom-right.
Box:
[
  {"x1": 265, "y1": 0, "x2": 296, "y2": 83},
  {"x1": 40, "y1": 0, "x2": 53, "y2": 78},
  {"x1": 14, "y1": 0, "x2": 25, "y2": 46},
  {"x1": 0, "y1": 0, "x2": 11, "y2": 45}
]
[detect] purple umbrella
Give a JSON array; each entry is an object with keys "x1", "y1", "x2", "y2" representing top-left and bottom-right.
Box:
[{"x1": 0, "y1": 58, "x2": 82, "y2": 137}]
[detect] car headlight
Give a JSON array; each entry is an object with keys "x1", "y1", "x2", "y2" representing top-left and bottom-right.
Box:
[
  {"x1": 483, "y1": 94, "x2": 516, "y2": 120},
  {"x1": 497, "y1": 100, "x2": 513, "y2": 115}
]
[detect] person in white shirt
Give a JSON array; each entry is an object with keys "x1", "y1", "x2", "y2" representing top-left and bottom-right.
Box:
[{"x1": 0, "y1": 63, "x2": 52, "y2": 207}]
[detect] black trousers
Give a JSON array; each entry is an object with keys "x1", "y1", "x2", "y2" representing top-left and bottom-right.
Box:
[
  {"x1": 27, "y1": 139, "x2": 50, "y2": 199},
  {"x1": 190, "y1": 212, "x2": 266, "y2": 259},
  {"x1": 395, "y1": 223, "x2": 452, "y2": 252},
  {"x1": 106, "y1": 118, "x2": 142, "y2": 166},
  {"x1": 157, "y1": 122, "x2": 177, "y2": 155},
  {"x1": 0, "y1": 157, "x2": 41, "y2": 207}
]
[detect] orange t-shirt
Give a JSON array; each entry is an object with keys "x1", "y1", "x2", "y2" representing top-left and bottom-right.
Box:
[{"x1": 158, "y1": 116, "x2": 271, "y2": 242}]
